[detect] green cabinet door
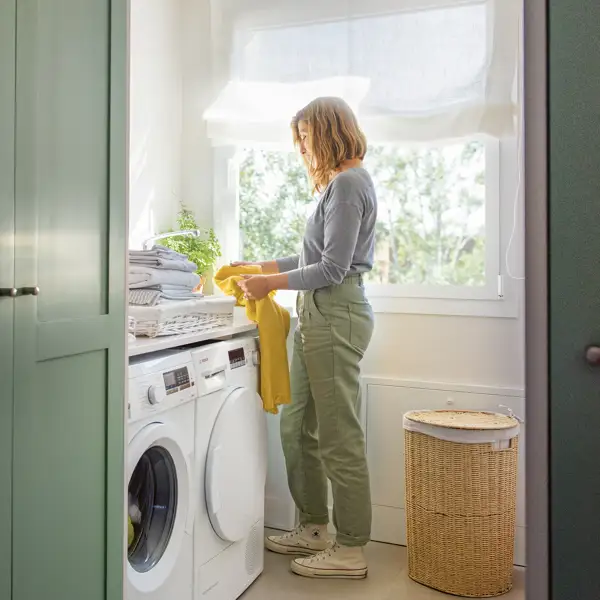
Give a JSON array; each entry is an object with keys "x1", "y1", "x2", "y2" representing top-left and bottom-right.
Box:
[
  {"x1": 12, "y1": 2, "x2": 127, "y2": 599},
  {"x1": 548, "y1": 0, "x2": 600, "y2": 597},
  {"x1": 0, "y1": 2, "x2": 16, "y2": 598}
]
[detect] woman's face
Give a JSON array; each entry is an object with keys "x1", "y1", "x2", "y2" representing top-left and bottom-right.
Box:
[{"x1": 298, "y1": 120, "x2": 313, "y2": 165}]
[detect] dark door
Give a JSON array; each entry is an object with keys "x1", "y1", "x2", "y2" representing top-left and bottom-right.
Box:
[{"x1": 526, "y1": 0, "x2": 600, "y2": 598}]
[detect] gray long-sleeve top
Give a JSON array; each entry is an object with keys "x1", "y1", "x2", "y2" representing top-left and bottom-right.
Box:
[{"x1": 276, "y1": 167, "x2": 377, "y2": 290}]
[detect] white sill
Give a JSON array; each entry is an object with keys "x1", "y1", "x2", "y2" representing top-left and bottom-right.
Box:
[
  {"x1": 369, "y1": 295, "x2": 519, "y2": 318},
  {"x1": 275, "y1": 290, "x2": 520, "y2": 319}
]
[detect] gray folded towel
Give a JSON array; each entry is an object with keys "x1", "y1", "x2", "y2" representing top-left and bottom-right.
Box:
[
  {"x1": 128, "y1": 266, "x2": 201, "y2": 290},
  {"x1": 129, "y1": 244, "x2": 185, "y2": 259},
  {"x1": 129, "y1": 288, "x2": 203, "y2": 307},
  {"x1": 129, "y1": 256, "x2": 198, "y2": 272},
  {"x1": 129, "y1": 289, "x2": 162, "y2": 307},
  {"x1": 144, "y1": 284, "x2": 198, "y2": 292},
  {"x1": 129, "y1": 245, "x2": 197, "y2": 272}
]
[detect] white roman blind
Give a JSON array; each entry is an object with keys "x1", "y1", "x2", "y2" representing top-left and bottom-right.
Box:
[{"x1": 204, "y1": 0, "x2": 520, "y2": 146}]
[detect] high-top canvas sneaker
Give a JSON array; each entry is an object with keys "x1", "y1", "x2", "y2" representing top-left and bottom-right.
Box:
[
  {"x1": 291, "y1": 543, "x2": 368, "y2": 579},
  {"x1": 265, "y1": 524, "x2": 332, "y2": 556}
]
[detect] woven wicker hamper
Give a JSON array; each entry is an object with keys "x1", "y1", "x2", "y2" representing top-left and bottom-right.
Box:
[{"x1": 403, "y1": 410, "x2": 520, "y2": 598}]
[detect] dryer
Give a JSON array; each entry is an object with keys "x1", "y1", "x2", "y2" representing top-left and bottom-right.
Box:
[
  {"x1": 190, "y1": 338, "x2": 267, "y2": 599},
  {"x1": 127, "y1": 350, "x2": 196, "y2": 600}
]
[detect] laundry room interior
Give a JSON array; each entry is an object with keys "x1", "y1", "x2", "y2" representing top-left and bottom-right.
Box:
[
  {"x1": 126, "y1": 0, "x2": 525, "y2": 599},
  {"x1": 4, "y1": 0, "x2": 600, "y2": 598}
]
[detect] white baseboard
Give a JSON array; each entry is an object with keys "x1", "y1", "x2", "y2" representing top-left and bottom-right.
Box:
[
  {"x1": 514, "y1": 526, "x2": 526, "y2": 568},
  {"x1": 264, "y1": 495, "x2": 296, "y2": 532},
  {"x1": 371, "y1": 504, "x2": 406, "y2": 546}
]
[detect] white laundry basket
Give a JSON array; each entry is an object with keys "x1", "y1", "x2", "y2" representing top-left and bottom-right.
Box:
[
  {"x1": 128, "y1": 296, "x2": 235, "y2": 337},
  {"x1": 403, "y1": 410, "x2": 520, "y2": 598}
]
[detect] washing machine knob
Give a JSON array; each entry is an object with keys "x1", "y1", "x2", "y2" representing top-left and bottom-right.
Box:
[{"x1": 147, "y1": 385, "x2": 159, "y2": 405}]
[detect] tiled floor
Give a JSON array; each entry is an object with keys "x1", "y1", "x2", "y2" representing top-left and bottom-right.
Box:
[{"x1": 242, "y1": 539, "x2": 526, "y2": 600}]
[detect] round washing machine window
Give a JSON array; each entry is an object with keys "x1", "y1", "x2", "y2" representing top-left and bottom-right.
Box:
[{"x1": 128, "y1": 446, "x2": 178, "y2": 573}]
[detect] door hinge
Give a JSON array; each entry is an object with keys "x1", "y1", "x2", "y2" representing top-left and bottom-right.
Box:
[{"x1": 497, "y1": 275, "x2": 504, "y2": 298}]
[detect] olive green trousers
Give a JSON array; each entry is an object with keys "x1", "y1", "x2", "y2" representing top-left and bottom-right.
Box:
[{"x1": 280, "y1": 277, "x2": 374, "y2": 547}]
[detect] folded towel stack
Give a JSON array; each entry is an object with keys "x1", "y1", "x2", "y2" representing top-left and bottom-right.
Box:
[{"x1": 128, "y1": 245, "x2": 202, "y2": 306}]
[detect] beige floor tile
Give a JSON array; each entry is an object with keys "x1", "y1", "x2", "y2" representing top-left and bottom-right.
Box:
[{"x1": 242, "y1": 536, "x2": 526, "y2": 600}]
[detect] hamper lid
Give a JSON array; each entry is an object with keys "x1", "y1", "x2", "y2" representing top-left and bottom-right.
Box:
[
  {"x1": 403, "y1": 410, "x2": 520, "y2": 444},
  {"x1": 406, "y1": 410, "x2": 518, "y2": 430}
]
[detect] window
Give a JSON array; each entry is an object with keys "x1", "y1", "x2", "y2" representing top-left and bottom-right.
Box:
[
  {"x1": 237, "y1": 138, "x2": 499, "y2": 304},
  {"x1": 206, "y1": 0, "x2": 521, "y2": 316}
]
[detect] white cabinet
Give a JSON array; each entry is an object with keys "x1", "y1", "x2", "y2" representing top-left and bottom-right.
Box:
[
  {"x1": 264, "y1": 410, "x2": 297, "y2": 530},
  {"x1": 264, "y1": 319, "x2": 298, "y2": 531}
]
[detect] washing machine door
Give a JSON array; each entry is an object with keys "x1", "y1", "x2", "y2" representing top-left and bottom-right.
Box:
[
  {"x1": 127, "y1": 422, "x2": 190, "y2": 593},
  {"x1": 205, "y1": 386, "x2": 267, "y2": 542}
]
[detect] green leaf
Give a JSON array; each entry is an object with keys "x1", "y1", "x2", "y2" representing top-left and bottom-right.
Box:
[{"x1": 159, "y1": 204, "x2": 222, "y2": 276}]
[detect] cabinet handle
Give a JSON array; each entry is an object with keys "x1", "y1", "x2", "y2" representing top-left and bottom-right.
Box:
[
  {"x1": 21, "y1": 286, "x2": 40, "y2": 296},
  {"x1": 0, "y1": 288, "x2": 18, "y2": 298},
  {"x1": 585, "y1": 346, "x2": 600, "y2": 366},
  {"x1": 0, "y1": 287, "x2": 41, "y2": 298}
]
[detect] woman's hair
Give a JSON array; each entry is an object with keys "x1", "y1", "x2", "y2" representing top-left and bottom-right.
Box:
[{"x1": 291, "y1": 97, "x2": 367, "y2": 192}]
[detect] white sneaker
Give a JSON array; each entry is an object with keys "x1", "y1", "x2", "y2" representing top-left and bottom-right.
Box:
[
  {"x1": 265, "y1": 524, "x2": 332, "y2": 556},
  {"x1": 291, "y1": 543, "x2": 368, "y2": 579}
]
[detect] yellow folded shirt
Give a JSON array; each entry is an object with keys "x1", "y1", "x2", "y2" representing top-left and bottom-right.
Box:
[{"x1": 214, "y1": 265, "x2": 291, "y2": 414}]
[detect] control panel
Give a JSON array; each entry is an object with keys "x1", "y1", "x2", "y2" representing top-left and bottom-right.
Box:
[
  {"x1": 163, "y1": 366, "x2": 192, "y2": 395},
  {"x1": 189, "y1": 337, "x2": 260, "y2": 398},
  {"x1": 228, "y1": 346, "x2": 246, "y2": 369},
  {"x1": 128, "y1": 350, "x2": 197, "y2": 421},
  {"x1": 223, "y1": 337, "x2": 260, "y2": 391}
]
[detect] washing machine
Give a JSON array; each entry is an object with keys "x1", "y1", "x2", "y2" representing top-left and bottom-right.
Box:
[
  {"x1": 190, "y1": 337, "x2": 267, "y2": 599},
  {"x1": 127, "y1": 350, "x2": 197, "y2": 600}
]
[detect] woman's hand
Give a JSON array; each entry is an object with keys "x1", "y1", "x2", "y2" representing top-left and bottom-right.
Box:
[{"x1": 237, "y1": 274, "x2": 272, "y2": 301}]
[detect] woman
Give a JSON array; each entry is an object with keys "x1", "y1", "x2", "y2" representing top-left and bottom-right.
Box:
[{"x1": 237, "y1": 97, "x2": 377, "y2": 580}]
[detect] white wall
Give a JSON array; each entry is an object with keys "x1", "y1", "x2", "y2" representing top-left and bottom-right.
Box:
[
  {"x1": 363, "y1": 311, "x2": 523, "y2": 388},
  {"x1": 181, "y1": 0, "x2": 215, "y2": 230},
  {"x1": 130, "y1": 0, "x2": 525, "y2": 393},
  {"x1": 129, "y1": 0, "x2": 184, "y2": 250}
]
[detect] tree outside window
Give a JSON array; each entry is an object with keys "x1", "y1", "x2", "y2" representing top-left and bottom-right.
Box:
[{"x1": 238, "y1": 140, "x2": 486, "y2": 288}]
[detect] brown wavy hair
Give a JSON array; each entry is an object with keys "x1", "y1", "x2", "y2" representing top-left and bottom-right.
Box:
[{"x1": 291, "y1": 97, "x2": 367, "y2": 193}]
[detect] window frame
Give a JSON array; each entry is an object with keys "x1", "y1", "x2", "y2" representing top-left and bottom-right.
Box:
[{"x1": 212, "y1": 137, "x2": 521, "y2": 319}]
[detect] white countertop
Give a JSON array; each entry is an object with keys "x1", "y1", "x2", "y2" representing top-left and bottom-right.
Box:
[{"x1": 128, "y1": 307, "x2": 258, "y2": 357}]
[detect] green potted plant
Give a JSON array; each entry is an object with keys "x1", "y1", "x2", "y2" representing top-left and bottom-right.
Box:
[{"x1": 161, "y1": 205, "x2": 222, "y2": 293}]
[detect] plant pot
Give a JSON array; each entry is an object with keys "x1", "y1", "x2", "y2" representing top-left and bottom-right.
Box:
[{"x1": 194, "y1": 276, "x2": 206, "y2": 294}]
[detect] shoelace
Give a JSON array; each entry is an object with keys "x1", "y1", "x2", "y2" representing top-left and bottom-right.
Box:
[
  {"x1": 305, "y1": 544, "x2": 339, "y2": 563},
  {"x1": 280, "y1": 525, "x2": 307, "y2": 540}
]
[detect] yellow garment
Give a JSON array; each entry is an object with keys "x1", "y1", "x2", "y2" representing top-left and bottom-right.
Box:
[
  {"x1": 128, "y1": 516, "x2": 134, "y2": 547},
  {"x1": 214, "y1": 265, "x2": 291, "y2": 414}
]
